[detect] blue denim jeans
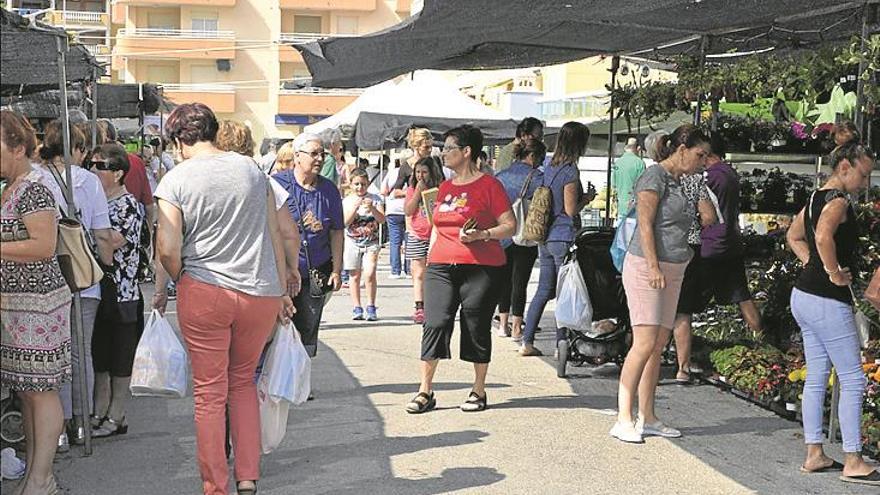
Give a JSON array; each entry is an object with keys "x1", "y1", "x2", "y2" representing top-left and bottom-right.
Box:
[
  {"x1": 386, "y1": 214, "x2": 408, "y2": 275},
  {"x1": 790, "y1": 288, "x2": 866, "y2": 453},
  {"x1": 523, "y1": 241, "x2": 570, "y2": 345}
]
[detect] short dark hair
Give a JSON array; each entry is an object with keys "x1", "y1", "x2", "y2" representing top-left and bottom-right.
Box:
[
  {"x1": 551, "y1": 121, "x2": 589, "y2": 166},
  {"x1": 655, "y1": 124, "x2": 709, "y2": 162},
  {"x1": 709, "y1": 132, "x2": 727, "y2": 158},
  {"x1": 516, "y1": 117, "x2": 543, "y2": 139},
  {"x1": 514, "y1": 138, "x2": 547, "y2": 163},
  {"x1": 39, "y1": 120, "x2": 86, "y2": 161},
  {"x1": 829, "y1": 142, "x2": 875, "y2": 170},
  {"x1": 0, "y1": 110, "x2": 37, "y2": 158},
  {"x1": 164, "y1": 102, "x2": 219, "y2": 146},
  {"x1": 96, "y1": 143, "x2": 131, "y2": 185},
  {"x1": 442, "y1": 125, "x2": 483, "y2": 162}
]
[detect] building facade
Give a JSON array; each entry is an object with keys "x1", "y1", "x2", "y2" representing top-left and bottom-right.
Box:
[{"x1": 10, "y1": 1, "x2": 413, "y2": 143}]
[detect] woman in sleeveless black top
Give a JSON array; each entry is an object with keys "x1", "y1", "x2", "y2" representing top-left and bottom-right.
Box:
[{"x1": 786, "y1": 143, "x2": 878, "y2": 486}]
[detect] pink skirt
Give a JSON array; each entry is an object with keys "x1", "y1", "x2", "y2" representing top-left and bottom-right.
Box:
[{"x1": 622, "y1": 254, "x2": 689, "y2": 329}]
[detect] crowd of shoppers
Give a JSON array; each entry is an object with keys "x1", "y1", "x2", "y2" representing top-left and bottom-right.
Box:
[{"x1": 2, "y1": 103, "x2": 878, "y2": 493}]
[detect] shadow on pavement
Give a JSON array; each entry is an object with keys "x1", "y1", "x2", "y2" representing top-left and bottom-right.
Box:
[
  {"x1": 357, "y1": 382, "x2": 511, "y2": 395},
  {"x1": 490, "y1": 394, "x2": 617, "y2": 411},
  {"x1": 257, "y1": 344, "x2": 505, "y2": 494}
]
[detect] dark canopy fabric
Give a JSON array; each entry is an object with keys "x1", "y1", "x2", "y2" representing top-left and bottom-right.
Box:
[
  {"x1": 353, "y1": 111, "x2": 519, "y2": 150},
  {"x1": 0, "y1": 9, "x2": 100, "y2": 95},
  {"x1": 1, "y1": 84, "x2": 163, "y2": 119},
  {"x1": 296, "y1": 0, "x2": 878, "y2": 88}
]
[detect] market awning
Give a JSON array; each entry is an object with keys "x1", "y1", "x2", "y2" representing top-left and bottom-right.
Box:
[
  {"x1": 295, "y1": 0, "x2": 879, "y2": 88},
  {"x1": 1, "y1": 83, "x2": 163, "y2": 119},
  {"x1": 0, "y1": 8, "x2": 100, "y2": 95}
]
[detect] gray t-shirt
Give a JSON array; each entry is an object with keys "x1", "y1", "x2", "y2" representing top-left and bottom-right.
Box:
[
  {"x1": 628, "y1": 165, "x2": 694, "y2": 264},
  {"x1": 154, "y1": 151, "x2": 282, "y2": 297}
]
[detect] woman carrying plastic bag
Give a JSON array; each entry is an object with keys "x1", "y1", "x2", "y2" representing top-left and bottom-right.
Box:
[
  {"x1": 259, "y1": 322, "x2": 311, "y2": 454},
  {"x1": 130, "y1": 310, "x2": 188, "y2": 398},
  {"x1": 555, "y1": 255, "x2": 593, "y2": 332}
]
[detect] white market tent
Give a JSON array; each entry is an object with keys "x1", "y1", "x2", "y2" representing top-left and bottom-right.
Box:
[{"x1": 304, "y1": 74, "x2": 517, "y2": 150}]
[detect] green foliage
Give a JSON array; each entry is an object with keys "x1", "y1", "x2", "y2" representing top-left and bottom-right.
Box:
[{"x1": 837, "y1": 34, "x2": 880, "y2": 113}]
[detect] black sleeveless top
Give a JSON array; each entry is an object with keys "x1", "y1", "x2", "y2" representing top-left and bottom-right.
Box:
[{"x1": 794, "y1": 189, "x2": 857, "y2": 305}]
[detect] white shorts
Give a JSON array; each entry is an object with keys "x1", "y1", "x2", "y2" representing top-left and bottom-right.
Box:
[{"x1": 344, "y1": 237, "x2": 381, "y2": 271}]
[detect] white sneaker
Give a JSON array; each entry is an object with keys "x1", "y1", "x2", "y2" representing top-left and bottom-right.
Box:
[
  {"x1": 389, "y1": 274, "x2": 403, "y2": 280},
  {"x1": 609, "y1": 421, "x2": 644, "y2": 444},
  {"x1": 636, "y1": 418, "x2": 682, "y2": 438}
]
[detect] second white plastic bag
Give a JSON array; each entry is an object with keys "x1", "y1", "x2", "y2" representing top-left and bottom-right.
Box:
[
  {"x1": 554, "y1": 257, "x2": 593, "y2": 332},
  {"x1": 258, "y1": 322, "x2": 312, "y2": 453},
  {"x1": 130, "y1": 310, "x2": 188, "y2": 398}
]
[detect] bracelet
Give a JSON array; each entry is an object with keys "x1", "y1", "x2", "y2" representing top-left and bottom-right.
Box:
[{"x1": 823, "y1": 265, "x2": 841, "y2": 275}]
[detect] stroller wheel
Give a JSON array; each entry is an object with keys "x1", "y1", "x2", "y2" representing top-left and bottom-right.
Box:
[
  {"x1": 1, "y1": 410, "x2": 25, "y2": 444},
  {"x1": 556, "y1": 340, "x2": 569, "y2": 378}
]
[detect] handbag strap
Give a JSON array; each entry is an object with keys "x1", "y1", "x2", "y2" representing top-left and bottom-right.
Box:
[
  {"x1": 517, "y1": 168, "x2": 537, "y2": 200},
  {"x1": 46, "y1": 164, "x2": 80, "y2": 220},
  {"x1": 287, "y1": 176, "x2": 315, "y2": 272}
]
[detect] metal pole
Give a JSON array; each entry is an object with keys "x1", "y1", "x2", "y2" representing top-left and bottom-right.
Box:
[
  {"x1": 56, "y1": 35, "x2": 93, "y2": 456},
  {"x1": 854, "y1": 5, "x2": 870, "y2": 136},
  {"x1": 604, "y1": 56, "x2": 620, "y2": 225},
  {"x1": 90, "y1": 67, "x2": 98, "y2": 148},
  {"x1": 694, "y1": 36, "x2": 709, "y2": 126}
]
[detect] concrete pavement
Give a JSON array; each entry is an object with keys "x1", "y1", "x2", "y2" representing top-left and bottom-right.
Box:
[{"x1": 46, "y1": 257, "x2": 878, "y2": 494}]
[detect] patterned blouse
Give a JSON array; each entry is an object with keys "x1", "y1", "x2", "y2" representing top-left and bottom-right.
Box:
[
  {"x1": 107, "y1": 193, "x2": 144, "y2": 302},
  {"x1": 681, "y1": 173, "x2": 710, "y2": 246}
]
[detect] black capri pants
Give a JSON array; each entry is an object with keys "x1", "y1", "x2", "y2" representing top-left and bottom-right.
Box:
[
  {"x1": 92, "y1": 294, "x2": 143, "y2": 378},
  {"x1": 421, "y1": 263, "x2": 502, "y2": 364},
  {"x1": 497, "y1": 244, "x2": 538, "y2": 317}
]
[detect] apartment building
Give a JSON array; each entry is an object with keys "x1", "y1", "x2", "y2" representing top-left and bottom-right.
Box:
[
  {"x1": 11, "y1": 1, "x2": 413, "y2": 143},
  {"x1": 9, "y1": 0, "x2": 113, "y2": 66}
]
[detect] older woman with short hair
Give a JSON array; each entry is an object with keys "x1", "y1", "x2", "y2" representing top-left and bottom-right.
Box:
[
  {"x1": 405, "y1": 125, "x2": 516, "y2": 414},
  {"x1": 215, "y1": 120, "x2": 256, "y2": 157},
  {"x1": 272, "y1": 133, "x2": 344, "y2": 358},
  {"x1": 153, "y1": 103, "x2": 291, "y2": 495},
  {"x1": 1, "y1": 110, "x2": 71, "y2": 495}
]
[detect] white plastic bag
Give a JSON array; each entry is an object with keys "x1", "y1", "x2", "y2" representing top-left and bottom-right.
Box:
[
  {"x1": 555, "y1": 257, "x2": 593, "y2": 331},
  {"x1": 130, "y1": 310, "x2": 188, "y2": 398},
  {"x1": 258, "y1": 376, "x2": 290, "y2": 454},
  {"x1": 264, "y1": 323, "x2": 311, "y2": 405}
]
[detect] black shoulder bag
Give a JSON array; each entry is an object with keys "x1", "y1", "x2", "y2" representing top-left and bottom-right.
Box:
[{"x1": 289, "y1": 184, "x2": 334, "y2": 298}]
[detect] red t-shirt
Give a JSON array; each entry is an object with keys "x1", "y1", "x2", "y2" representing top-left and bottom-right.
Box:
[
  {"x1": 428, "y1": 174, "x2": 511, "y2": 267},
  {"x1": 406, "y1": 186, "x2": 432, "y2": 240},
  {"x1": 125, "y1": 153, "x2": 153, "y2": 207}
]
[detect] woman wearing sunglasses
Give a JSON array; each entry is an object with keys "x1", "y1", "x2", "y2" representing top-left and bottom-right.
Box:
[{"x1": 86, "y1": 144, "x2": 145, "y2": 442}]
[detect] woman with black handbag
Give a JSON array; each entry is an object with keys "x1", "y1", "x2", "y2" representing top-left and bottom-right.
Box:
[
  {"x1": 87, "y1": 144, "x2": 145, "y2": 439},
  {"x1": 271, "y1": 132, "x2": 344, "y2": 359}
]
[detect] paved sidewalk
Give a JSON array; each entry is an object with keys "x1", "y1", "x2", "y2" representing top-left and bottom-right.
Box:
[{"x1": 45, "y1": 257, "x2": 877, "y2": 494}]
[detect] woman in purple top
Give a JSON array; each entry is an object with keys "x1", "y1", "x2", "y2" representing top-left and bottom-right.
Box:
[{"x1": 272, "y1": 133, "x2": 344, "y2": 358}]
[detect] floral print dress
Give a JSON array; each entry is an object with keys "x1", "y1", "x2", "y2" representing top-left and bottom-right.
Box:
[{"x1": 0, "y1": 171, "x2": 72, "y2": 392}]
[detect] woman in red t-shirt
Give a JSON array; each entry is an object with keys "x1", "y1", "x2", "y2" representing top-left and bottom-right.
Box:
[
  {"x1": 403, "y1": 157, "x2": 445, "y2": 324},
  {"x1": 404, "y1": 126, "x2": 516, "y2": 414}
]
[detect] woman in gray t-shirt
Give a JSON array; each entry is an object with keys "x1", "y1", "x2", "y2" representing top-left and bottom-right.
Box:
[
  {"x1": 152, "y1": 103, "x2": 292, "y2": 495},
  {"x1": 611, "y1": 125, "x2": 711, "y2": 445}
]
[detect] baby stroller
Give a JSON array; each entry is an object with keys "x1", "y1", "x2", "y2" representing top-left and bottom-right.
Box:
[
  {"x1": 556, "y1": 227, "x2": 631, "y2": 378},
  {"x1": 0, "y1": 386, "x2": 24, "y2": 446}
]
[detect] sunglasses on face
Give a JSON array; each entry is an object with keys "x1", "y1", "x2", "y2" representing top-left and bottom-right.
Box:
[{"x1": 88, "y1": 160, "x2": 115, "y2": 171}]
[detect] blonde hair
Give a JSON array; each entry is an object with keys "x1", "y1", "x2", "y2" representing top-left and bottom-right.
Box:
[
  {"x1": 407, "y1": 127, "x2": 432, "y2": 150},
  {"x1": 274, "y1": 141, "x2": 296, "y2": 171},
  {"x1": 215, "y1": 120, "x2": 255, "y2": 157}
]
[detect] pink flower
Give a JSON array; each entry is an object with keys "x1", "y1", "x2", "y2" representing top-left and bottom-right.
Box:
[{"x1": 790, "y1": 121, "x2": 808, "y2": 140}]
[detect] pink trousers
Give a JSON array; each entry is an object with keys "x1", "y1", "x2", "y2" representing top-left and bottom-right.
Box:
[{"x1": 177, "y1": 275, "x2": 281, "y2": 495}]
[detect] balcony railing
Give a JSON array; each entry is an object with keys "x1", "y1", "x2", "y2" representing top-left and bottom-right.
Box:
[
  {"x1": 84, "y1": 44, "x2": 111, "y2": 56},
  {"x1": 279, "y1": 86, "x2": 363, "y2": 97},
  {"x1": 56, "y1": 11, "x2": 107, "y2": 24},
  {"x1": 162, "y1": 83, "x2": 236, "y2": 93},
  {"x1": 279, "y1": 32, "x2": 354, "y2": 45},
  {"x1": 118, "y1": 28, "x2": 235, "y2": 39}
]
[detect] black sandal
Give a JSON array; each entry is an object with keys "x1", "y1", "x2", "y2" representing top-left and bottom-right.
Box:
[
  {"x1": 405, "y1": 391, "x2": 436, "y2": 414},
  {"x1": 840, "y1": 470, "x2": 880, "y2": 486},
  {"x1": 460, "y1": 391, "x2": 487, "y2": 412}
]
